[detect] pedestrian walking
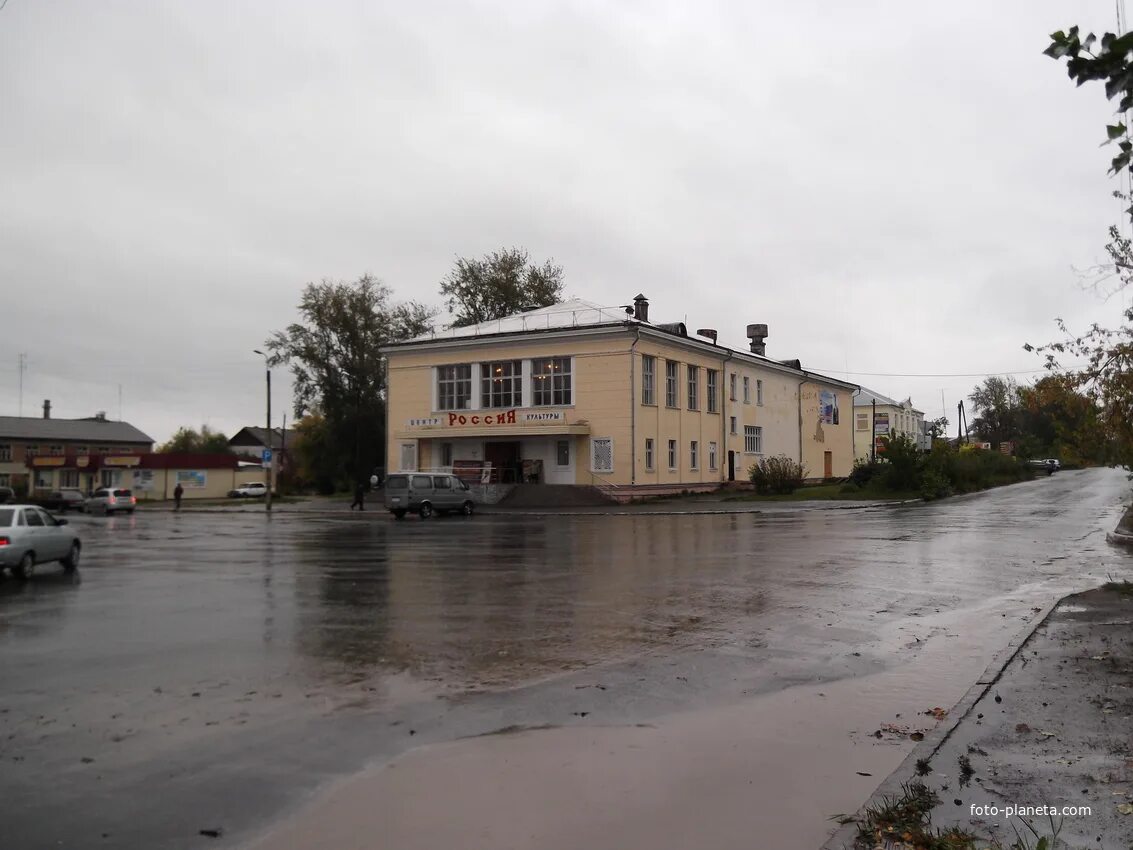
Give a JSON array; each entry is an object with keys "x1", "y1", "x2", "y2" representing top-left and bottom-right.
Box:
[
  {"x1": 173, "y1": 482, "x2": 184, "y2": 511},
  {"x1": 350, "y1": 482, "x2": 365, "y2": 511}
]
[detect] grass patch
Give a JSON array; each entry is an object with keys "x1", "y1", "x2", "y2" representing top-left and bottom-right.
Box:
[
  {"x1": 1103, "y1": 579, "x2": 1133, "y2": 596},
  {"x1": 852, "y1": 780, "x2": 984, "y2": 849}
]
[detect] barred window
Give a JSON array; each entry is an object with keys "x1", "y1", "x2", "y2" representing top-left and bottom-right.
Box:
[
  {"x1": 481, "y1": 361, "x2": 522, "y2": 408},
  {"x1": 437, "y1": 364, "x2": 472, "y2": 411},
  {"x1": 744, "y1": 425, "x2": 763, "y2": 454},
  {"x1": 591, "y1": 437, "x2": 614, "y2": 473},
  {"x1": 532, "y1": 357, "x2": 572, "y2": 406}
]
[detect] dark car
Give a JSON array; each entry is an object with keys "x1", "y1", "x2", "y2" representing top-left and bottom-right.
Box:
[{"x1": 36, "y1": 489, "x2": 87, "y2": 512}]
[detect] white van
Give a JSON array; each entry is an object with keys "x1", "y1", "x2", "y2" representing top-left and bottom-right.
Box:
[{"x1": 385, "y1": 473, "x2": 474, "y2": 519}]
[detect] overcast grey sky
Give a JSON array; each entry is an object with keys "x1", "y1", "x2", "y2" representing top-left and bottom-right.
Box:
[{"x1": 2, "y1": 0, "x2": 1129, "y2": 442}]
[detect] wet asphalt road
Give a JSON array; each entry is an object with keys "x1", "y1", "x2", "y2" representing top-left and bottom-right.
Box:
[{"x1": 1, "y1": 469, "x2": 1130, "y2": 850}]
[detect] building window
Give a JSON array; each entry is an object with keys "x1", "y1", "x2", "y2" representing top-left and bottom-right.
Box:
[
  {"x1": 437, "y1": 364, "x2": 472, "y2": 411},
  {"x1": 856, "y1": 413, "x2": 870, "y2": 432},
  {"x1": 0, "y1": 474, "x2": 8, "y2": 487},
  {"x1": 25, "y1": 444, "x2": 38, "y2": 457},
  {"x1": 49, "y1": 445, "x2": 64, "y2": 456},
  {"x1": 98, "y1": 446, "x2": 112, "y2": 454},
  {"x1": 708, "y1": 441, "x2": 717, "y2": 471},
  {"x1": 76, "y1": 445, "x2": 89, "y2": 455},
  {"x1": 641, "y1": 355, "x2": 656, "y2": 405},
  {"x1": 590, "y1": 437, "x2": 614, "y2": 473},
  {"x1": 556, "y1": 440, "x2": 570, "y2": 466},
  {"x1": 729, "y1": 373, "x2": 737, "y2": 401},
  {"x1": 690, "y1": 440, "x2": 699, "y2": 470},
  {"x1": 440, "y1": 442, "x2": 454, "y2": 468},
  {"x1": 0, "y1": 444, "x2": 10, "y2": 462},
  {"x1": 707, "y1": 370, "x2": 718, "y2": 413},
  {"x1": 532, "y1": 357, "x2": 572, "y2": 406},
  {"x1": 34, "y1": 469, "x2": 54, "y2": 490},
  {"x1": 399, "y1": 442, "x2": 418, "y2": 472},
  {"x1": 756, "y1": 379, "x2": 764, "y2": 406},
  {"x1": 665, "y1": 360, "x2": 679, "y2": 408},
  {"x1": 60, "y1": 470, "x2": 80, "y2": 488},
  {"x1": 645, "y1": 438, "x2": 655, "y2": 471},
  {"x1": 730, "y1": 416, "x2": 737, "y2": 435},
  {"x1": 742, "y1": 376, "x2": 750, "y2": 404},
  {"x1": 687, "y1": 366, "x2": 699, "y2": 410},
  {"x1": 481, "y1": 361, "x2": 522, "y2": 408},
  {"x1": 744, "y1": 425, "x2": 763, "y2": 454},
  {"x1": 667, "y1": 439, "x2": 677, "y2": 470}
]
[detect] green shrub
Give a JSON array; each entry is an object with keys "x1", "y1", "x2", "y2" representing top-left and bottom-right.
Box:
[
  {"x1": 850, "y1": 458, "x2": 883, "y2": 487},
  {"x1": 879, "y1": 434, "x2": 922, "y2": 490},
  {"x1": 749, "y1": 455, "x2": 807, "y2": 494},
  {"x1": 920, "y1": 470, "x2": 952, "y2": 501}
]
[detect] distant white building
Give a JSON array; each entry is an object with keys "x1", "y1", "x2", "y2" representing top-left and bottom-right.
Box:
[{"x1": 852, "y1": 387, "x2": 927, "y2": 461}]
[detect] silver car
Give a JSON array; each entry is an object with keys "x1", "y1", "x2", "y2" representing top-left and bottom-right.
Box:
[
  {"x1": 86, "y1": 487, "x2": 137, "y2": 515},
  {"x1": 0, "y1": 505, "x2": 82, "y2": 579},
  {"x1": 385, "y1": 473, "x2": 475, "y2": 519}
]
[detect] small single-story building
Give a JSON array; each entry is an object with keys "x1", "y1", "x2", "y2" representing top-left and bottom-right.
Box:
[
  {"x1": 381, "y1": 295, "x2": 857, "y2": 498},
  {"x1": 27, "y1": 452, "x2": 266, "y2": 501},
  {"x1": 228, "y1": 426, "x2": 294, "y2": 470}
]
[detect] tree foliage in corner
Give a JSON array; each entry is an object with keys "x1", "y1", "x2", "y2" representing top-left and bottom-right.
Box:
[
  {"x1": 1033, "y1": 27, "x2": 1133, "y2": 468},
  {"x1": 440, "y1": 248, "x2": 564, "y2": 328},
  {"x1": 968, "y1": 376, "x2": 1022, "y2": 449},
  {"x1": 158, "y1": 425, "x2": 232, "y2": 454},
  {"x1": 266, "y1": 275, "x2": 434, "y2": 488}
]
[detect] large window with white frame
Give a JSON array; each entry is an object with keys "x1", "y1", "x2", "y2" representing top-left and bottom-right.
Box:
[
  {"x1": 644, "y1": 438, "x2": 655, "y2": 471},
  {"x1": 706, "y1": 370, "x2": 719, "y2": 413},
  {"x1": 742, "y1": 376, "x2": 750, "y2": 404},
  {"x1": 690, "y1": 440, "x2": 699, "y2": 470},
  {"x1": 744, "y1": 425, "x2": 763, "y2": 454},
  {"x1": 856, "y1": 413, "x2": 870, "y2": 431},
  {"x1": 437, "y1": 364, "x2": 473, "y2": 411},
  {"x1": 532, "y1": 357, "x2": 572, "y2": 406},
  {"x1": 641, "y1": 355, "x2": 656, "y2": 405},
  {"x1": 687, "y1": 366, "x2": 699, "y2": 410},
  {"x1": 481, "y1": 360, "x2": 522, "y2": 408},
  {"x1": 667, "y1": 439, "x2": 677, "y2": 470},
  {"x1": 665, "y1": 361, "x2": 679, "y2": 408},
  {"x1": 729, "y1": 373, "x2": 737, "y2": 401},
  {"x1": 708, "y1": 441, "x2": 717, "y2": 471}
]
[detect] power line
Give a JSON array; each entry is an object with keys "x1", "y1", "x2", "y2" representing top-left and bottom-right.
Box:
[{"x1": 809, "y1": 365, "x2": 1084, "y2": 379}]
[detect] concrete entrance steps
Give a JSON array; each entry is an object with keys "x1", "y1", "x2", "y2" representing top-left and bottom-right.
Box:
[{"x1": 496, "y1": 484, "x2": 616, "y2": 508}]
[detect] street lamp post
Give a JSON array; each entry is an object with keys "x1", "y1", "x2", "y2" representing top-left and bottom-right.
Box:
[{"x1": 253, "y1": 349, "x2": 273, "y2": 513}]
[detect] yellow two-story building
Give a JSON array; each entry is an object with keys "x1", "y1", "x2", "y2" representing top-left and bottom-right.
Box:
[{"x1": 382, "y1": 296, "x2": 856, "y2": 498}]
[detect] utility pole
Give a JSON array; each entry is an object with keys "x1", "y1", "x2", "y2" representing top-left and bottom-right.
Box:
[
  {"x1": 253, "y1": 350, "x2": 273, "y2": 513},
  {"x1": 871, "y1": 398, "x2": 877, "y2": 463}
]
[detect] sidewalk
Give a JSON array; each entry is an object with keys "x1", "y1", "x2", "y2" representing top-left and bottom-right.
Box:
[{"x1": 821, "y1": 583, "x2": 1133, "y2": 849}]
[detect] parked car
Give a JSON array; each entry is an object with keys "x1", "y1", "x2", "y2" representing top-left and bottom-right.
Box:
[
  {"x1": 36, "y1": 489, "x2": 87, "y2": 513},
  {"x1": 0, "y1": 486, "x2": 15, "y2": 505},
  {"x1": 1027, "y1": 459, "x2": 1057, "y2": 475},
  {"x1": 385, "y1": 473, "x2": 474, "y2": 519},
  {"x1": 1044, "y1": 458, "x2": 1062, "y2": 471},
  {"x1": 86, "y1": 487, "x2": 137, "y2": 514},
  {"x1": 0, "y1": 505, "x2": 82, "y2": 579},
  {"x1": 227, "y1": 482, "x2": 268, "y2": 498}
]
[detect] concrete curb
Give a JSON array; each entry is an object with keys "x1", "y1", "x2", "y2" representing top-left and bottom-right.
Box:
[
  {"x1": 818, "y1": 594, "x2": 1066, "y2": 850},
  {"x1": 1106, "y1": 505, "x2": 1133, "y2": 547}
]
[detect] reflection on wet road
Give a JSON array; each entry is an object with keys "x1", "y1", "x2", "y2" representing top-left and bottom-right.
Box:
[{"x1": 1, "y1": 469, "x2": 1130, "y2": 849}]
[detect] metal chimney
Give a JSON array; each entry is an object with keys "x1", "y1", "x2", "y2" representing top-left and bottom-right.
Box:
[
  {"x1": 696, "y1": 328, "x2": 718, "y2": 344},
  {"x1": 632, "y1": 293, "x2": 649, "y2": 323},
  {"x1": 42, "y1": 399, "x2": 51, "y2": 420},
  {"x1": 746, "y1": 323, "x2": 768, "y2": 356}
]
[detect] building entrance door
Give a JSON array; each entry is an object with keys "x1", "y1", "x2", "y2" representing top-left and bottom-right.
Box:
[
  {"x1": 823, "y1": 451, "x2": 833, "y2": 478},
  {"x1": 485, "y1": 441, "x2": 522, "y2": 483},
  {"x1": 727, "y1": 450, "x2": 735, "y2": 482}
]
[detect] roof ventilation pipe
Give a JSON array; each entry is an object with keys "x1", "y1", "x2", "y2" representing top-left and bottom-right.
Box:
[{"x1": 747, "y1": 323, "x2": 768, "y2": 356}]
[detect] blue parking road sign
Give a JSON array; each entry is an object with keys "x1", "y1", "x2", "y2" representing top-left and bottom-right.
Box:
[{"x1": 262, "y1": 448, "x2": 273, "y2": 464}]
